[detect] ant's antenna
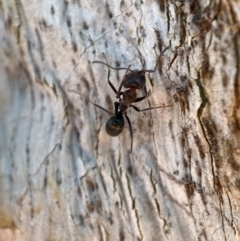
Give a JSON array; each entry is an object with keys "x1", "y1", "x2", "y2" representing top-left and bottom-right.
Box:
[
  {"x1": 144, "y1": 47, "x2": 169, "y2": 73},
  {"x1": 92, "y1": 61, "x2": 132, "y2": 71}
]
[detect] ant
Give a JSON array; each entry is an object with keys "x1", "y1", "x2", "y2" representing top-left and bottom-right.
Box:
[{"x1": 92, "y1": 47, "x2": 173, "y2": 153}]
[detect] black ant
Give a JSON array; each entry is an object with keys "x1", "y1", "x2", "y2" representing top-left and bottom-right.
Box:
[{"x1": 92, "y1": 47, "x2": 173, "y2": 152}]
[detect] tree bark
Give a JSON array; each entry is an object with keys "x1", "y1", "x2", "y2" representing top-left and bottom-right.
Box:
[{"x1": 0, "y1": 0, "x2": 240, "y2": 241}]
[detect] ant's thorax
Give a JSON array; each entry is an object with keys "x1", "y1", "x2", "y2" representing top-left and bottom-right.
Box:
[{"x1": 119, "y1": 88, "x2": 137, "y2": 111}]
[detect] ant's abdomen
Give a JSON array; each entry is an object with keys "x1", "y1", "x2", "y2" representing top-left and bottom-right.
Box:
[{"x1": 106, "y1": 115, "x2": 124, "y2": 136}]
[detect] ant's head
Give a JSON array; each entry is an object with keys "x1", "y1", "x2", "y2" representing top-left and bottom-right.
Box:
[
  {"x1": 106, "y1": 114, "x2": 124, "y2": 136},
  {"x1": 124, "y1": 70, "x2": 146, "y2": 89}
]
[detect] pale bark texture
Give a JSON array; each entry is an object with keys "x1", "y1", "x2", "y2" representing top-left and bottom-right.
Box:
[{"x1": 0, "y1": 0, "x2": 240, "y2": 241}]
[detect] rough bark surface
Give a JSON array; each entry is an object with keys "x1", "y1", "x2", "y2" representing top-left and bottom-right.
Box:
[{"x1": 0, "y1": 0, "x2": 240, "y2": 241}]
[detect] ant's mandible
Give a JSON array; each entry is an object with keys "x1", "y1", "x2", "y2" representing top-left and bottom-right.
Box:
[{"x1": 92, "y1": 47, "x2": 172, "y2": 152}]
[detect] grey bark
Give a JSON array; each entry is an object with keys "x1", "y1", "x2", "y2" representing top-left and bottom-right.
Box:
[{"x1": 0, "y1": 0, "x2": 240, "y2": 241}]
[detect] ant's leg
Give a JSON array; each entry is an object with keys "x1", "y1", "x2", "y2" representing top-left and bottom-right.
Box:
[
  {"x1": 124, "y1": 113, "x2": 133, "y2": 153},
  {"x1": 93, "y1": 103, "x2": 113, "y2": 115},
  {"x1": 133, "y1": 95, "x2": 147, "y2": 102},
  {"x1": 103, "y1": 54, "x2": 117, "y2": 94},
  {"x1": 108, "y1": 80, "x2": 117, "y2": 94},
  {"x1": 108, "y1": 80, "x2": 123, "y2": 97},
  {"x1": 116, "y1": 65, "x2": 131, "y2": 98},
  {"x1": 106, "y1": 67, "x2": 118, "y2": 94},
  {"x1": 68, "y1": 90, "x2": 113, "y2": 115},
  {"x1": 103, "y1": 54, "x2": 122, "y2": 94},
  {"x1": 86, "y1": 97, "x2": 113, "y2": 115},
  {"x1": 133, "y1": 86, "x2": 147, "y2": 103},
  {"x1": 130, "y1": 104, "x2": 173, "y2": 112}
]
